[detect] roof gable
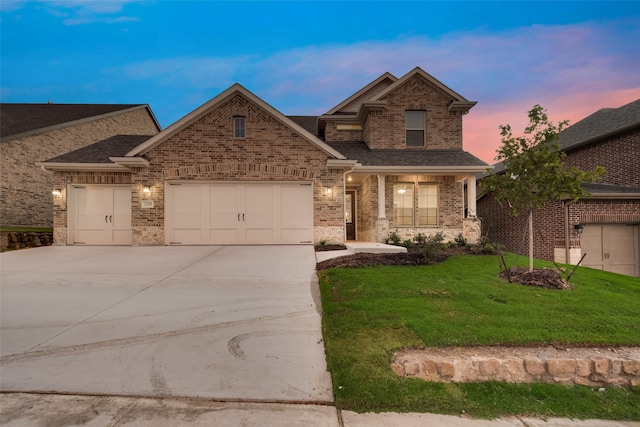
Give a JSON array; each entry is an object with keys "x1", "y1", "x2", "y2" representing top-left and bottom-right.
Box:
[
  {"x1": 324, "y1": 72, "x2": 397, "y2": 115},
  {"x1": 373, "y1": 67, "x2": 476, "y2": 113},
  {"x1": 127, "y1": 84, "x2": 345, "y2": 159},
  {"x1": 0, "y1": 103, "x2": 160, "y2": 142}
]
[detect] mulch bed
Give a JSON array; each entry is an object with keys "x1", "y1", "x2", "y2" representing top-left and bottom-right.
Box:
[
  {"x1": 316, "y1": 244, "x2": 572, "y2": 290},
  {"x1": 499, "y1": 267, "x2": 571, "y2": 290}
]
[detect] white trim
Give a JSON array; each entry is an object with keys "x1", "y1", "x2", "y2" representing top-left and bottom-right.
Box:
[
  {"x1": 109, "y1": 157, "x2": 150, "y2": 167},
  {"x1": 36, "y1": 162, "x2": 130, "y2": 172},
  {"x1": 354, "y1": 165, "x2": 489, "y2": 174},
  {"x1": 127, "y1": 84, "x2": 346, "y2": 160},
  {"x1": 373, "y1": 67, "x2": 474, "y2": 108},
  {"x1": 325, "y1": 72, "x2": 397, "y2": 115}
]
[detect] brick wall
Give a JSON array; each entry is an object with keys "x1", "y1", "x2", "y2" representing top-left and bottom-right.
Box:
[
  {"x1": 564, "y1": 127, "x2": 640, "y2": 188},
  {"x1": 1, "y1": 108, "x2": 158, "y2": 227},
  {"x1": 366, "y1": 75, "x2": 463, "y2": 150},
  {"x1": 130, "y1": 93, "x2": 344, "y2": 244}
]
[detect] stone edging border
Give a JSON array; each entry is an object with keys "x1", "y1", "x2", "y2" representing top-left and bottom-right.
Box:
[{"x1": 391, "y1": 346, "x2": 640, "y2": 387}]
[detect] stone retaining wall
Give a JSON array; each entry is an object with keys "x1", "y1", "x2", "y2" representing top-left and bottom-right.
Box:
[
  {"x1": 392, "y1": 346, "x2": 640, "y2": 388},
  {"x1": 0, "y1": 232, "x2": 54, "y2": 251}
]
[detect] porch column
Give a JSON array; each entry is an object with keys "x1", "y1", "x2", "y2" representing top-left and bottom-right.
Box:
[
  {"x1": 377, "y1": 174, "x2": 386, "y2": 218},
  {"x1": 467, "y1": 175, "x2": 477, "y2": 217}
]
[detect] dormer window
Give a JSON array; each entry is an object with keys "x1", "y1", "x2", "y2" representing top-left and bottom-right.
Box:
[
  {"x1": 233, "y1": 116, "x2": 246, "y2": 138},
  {"x1": 406, "y1": 111, "x2": 425, "y2": 147}
]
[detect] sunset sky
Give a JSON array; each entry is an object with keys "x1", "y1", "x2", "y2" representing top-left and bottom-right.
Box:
[{"x1": 2, "y1": 1, "x2": 639, "y2": 164}]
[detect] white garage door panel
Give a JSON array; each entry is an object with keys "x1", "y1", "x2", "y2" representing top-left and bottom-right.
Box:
[
  {"x1": 169, "y1": 183, "x2": 313, "y2": 245},
  {"x1": 582, "y1": 224, "x2": 639, "y2": 277},
  {"x1": 74, "y1": 186, "x2": 132, "y2": 245}
]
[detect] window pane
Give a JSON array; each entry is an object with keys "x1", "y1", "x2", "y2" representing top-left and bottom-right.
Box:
[
  {"x1": 234, "y1": 117, "x2": 245, "y2": 138},
  {"x1": 418, "y1": 184, "x2": 438, "y2": 225},
  {"x1": 406, "y1": 111, "x2": 425, "y2": 128},
  {"x1": 393, "y1": 184, "x2": 414, "y2": 226},
  {"x1": 406, "y1": 130, "x2": 424, "y2": 146}
]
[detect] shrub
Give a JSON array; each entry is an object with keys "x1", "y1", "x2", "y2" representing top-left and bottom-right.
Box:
[{"x1": 385, "y1": 231, "x2": 401, "y2": 246}]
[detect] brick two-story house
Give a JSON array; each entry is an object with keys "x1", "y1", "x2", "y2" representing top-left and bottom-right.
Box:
[
  {"x1": 1, "y1": 103, "x2": 160, "y2": 227},
  {"x1": 478, "y1": 99, "x2": 640, "y2": 277},
  {"x1": 38, "y1": 67, "x2": 488, "y2": 246}
]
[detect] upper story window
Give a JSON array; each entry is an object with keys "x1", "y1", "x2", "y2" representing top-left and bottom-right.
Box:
[
  {"x1": 233, "y1": 116, "x2": 246, "y2": 138},
  {"x1": 406, "y1": 110, "x2": 425, "y2": 147}
]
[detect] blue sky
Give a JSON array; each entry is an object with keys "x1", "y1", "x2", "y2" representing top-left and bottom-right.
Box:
[{"x1": 2, "y1": 1, "x2": 639, "y2": 163}]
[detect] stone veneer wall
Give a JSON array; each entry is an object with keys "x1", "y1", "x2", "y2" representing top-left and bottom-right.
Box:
[
  {"x1": 392, "y1": 347, "x2": 640, "y2": 388},
  {"x1": 1, "y1": 107, "x2": 158, "y2": 227}
]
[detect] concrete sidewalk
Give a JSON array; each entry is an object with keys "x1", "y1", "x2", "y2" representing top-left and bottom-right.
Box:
[{"x1": 1, "y1": 393, "x2": 638, "y2": 426}]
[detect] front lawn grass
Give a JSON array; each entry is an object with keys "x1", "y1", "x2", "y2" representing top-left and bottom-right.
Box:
[{"x1": 318, "y1": 253, "x2": 640, "y2": 420}]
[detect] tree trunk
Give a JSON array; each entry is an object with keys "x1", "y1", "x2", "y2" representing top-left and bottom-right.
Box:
[{"x1": 528, "y1": 208, "x2": 534, "y2": 272}]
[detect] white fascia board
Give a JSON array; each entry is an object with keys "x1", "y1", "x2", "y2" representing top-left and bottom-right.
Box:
[
  {"x1": 373, "y1": 67, "x2": 473, "y2": 106},
  {"x1": 36, "y1": 162, "x2": 130, "y2": 172},
  {"x1": 353, "y1": 165, "x2": 490, "y2": 175},
  {"x1": 324, "y1": 72, "x2": 397, "y2": 115},
  {"x1": 327, "y1": 159, "x2": 359, "y2": 169},
  {"x1": 109, "y1": 156, "x2": 150, "y2": 167}
]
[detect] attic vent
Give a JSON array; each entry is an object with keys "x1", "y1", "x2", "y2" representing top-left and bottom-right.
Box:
[{"x1": 337, "y1": 124, "x2": 362, "y2": 131}]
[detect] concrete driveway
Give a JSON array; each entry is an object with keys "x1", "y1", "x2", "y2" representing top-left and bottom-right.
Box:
[{"x1": 0, "y1": 245, "x2": 332, "y2": 402}]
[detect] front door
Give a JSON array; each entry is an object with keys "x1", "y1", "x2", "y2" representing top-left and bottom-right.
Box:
[{"x1": 346, "y1": 191, "x2": 356, "y2": 240}]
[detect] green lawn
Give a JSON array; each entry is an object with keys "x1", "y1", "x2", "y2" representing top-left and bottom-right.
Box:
[
  {"x1": 0, "y1": 226, "x2": 53, "y2": 232},
  {"x1": 318, "y1": 253, "x2": 640, "y2": 420}
]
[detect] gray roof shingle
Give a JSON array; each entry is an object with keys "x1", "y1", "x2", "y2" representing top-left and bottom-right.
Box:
[
  {"x1": 558, "y1": 99, "x2": 640, "y2": 151},
  {"x1": 1, "y1": 103, "x2": 145, "y2": 141},
  {"x1": 287, "y1": 116, "x2": 318, "y2": 135},
  {"x1": 582, "y1": 182, "x2": 640, "y2": 195},
  {"x1": 45, "y1": 135, "x2": 153, "y2": 163},
  {"x1": 328, "y1": 141, "x2": 488, "y2": 167}
]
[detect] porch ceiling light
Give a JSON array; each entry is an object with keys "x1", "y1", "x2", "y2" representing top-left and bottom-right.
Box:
[{"x1": 52, "y1": 188, "x2": 62, "y2": 196}]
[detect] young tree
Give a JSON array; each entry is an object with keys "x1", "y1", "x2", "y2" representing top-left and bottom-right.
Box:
[{"x1": 483, "y1": 105, "x2": 605, "y2": 271}]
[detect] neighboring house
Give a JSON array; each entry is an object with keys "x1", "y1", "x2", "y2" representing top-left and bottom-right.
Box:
[
  {"x1": 38, "y1": 67, "x2": 488, "y2": 247},
  {"x1": 478, "y1": 99, "x2": 640, "y2": 277},
  {"x1": 1, "y1": 103, "x2": 161, "y2": 227}
]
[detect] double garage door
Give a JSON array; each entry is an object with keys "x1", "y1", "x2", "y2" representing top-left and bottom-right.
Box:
[{"x1": 167, "y1": 182, "x2": 313, "y2": 245}]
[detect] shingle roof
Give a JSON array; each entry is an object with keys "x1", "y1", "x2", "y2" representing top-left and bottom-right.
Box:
[
  {"x1": 44, "y1": 135, "x2": 153, "y2": 163},
  {"x1": 1, "y1": 103, "x2": 146, "y2": 141},
  {"x1": 287, "y1": 116, "x2": 318, "y2": 135},
  {"x1": 558, "y1": 99, "x2": 640, "y2": 151},
  {"x1": 328, "y1": 141, "x2": 488, "y2": 167},
  {"x1": 582, "y1": 182, "x2": 640, "y2": 195}
]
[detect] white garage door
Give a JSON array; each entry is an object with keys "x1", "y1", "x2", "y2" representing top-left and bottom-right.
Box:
[
  {"x1": 70, "y1": 186, "x2": 132, "y2": 245},
  {"x1": 167, "y1": 182, "x2": 313, "y2": 245},
  {"x1": 581, "y1": 224, "x2": 639, "y2": 277}
]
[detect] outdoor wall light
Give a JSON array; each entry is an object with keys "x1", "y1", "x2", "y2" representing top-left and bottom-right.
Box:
[
  {"x1": 52, "y1": 188, "x2": 62, "y2": 196},
  {"x1": 573, "y1": 223, "x2": 584, "y2": 234},
  {"x1": 143, "y1": 185, "x2": 151, "y2": 194}
]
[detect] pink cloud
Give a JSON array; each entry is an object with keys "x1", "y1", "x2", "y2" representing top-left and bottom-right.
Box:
[{"x1": 464, "y1": 88, "x2": 640, "y2": 165}]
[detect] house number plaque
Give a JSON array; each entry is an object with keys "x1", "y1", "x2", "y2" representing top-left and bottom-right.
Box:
[{"x1": 141, "y1": 200, "x2": 154, "y2": 209}]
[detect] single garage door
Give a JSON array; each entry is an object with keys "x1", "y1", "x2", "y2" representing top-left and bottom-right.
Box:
[
  {"x1": 70, "y1": 185, "x2": 132, "y2": 245},
  {"x1": 581, "y1": 224, "x2": 640, "y2": 277},
  {"x1": 167, "y1": 182, "x2": 313, "y2": 245}
]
